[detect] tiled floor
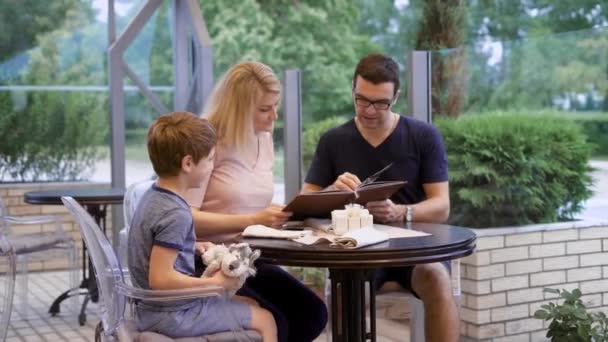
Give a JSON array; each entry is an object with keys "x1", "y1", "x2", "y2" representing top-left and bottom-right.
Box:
[
  {"x1": 3, "y1": 271, "x2": 409, "y2": 342},
  {"x1": 4, "y1": 271, "x2": 98, "y2": 341}
]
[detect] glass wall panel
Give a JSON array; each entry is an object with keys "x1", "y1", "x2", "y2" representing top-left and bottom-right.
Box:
[
  {"x1": 0, "y1": 1, "x2": 110, "y2": 183},
  {"x1": 121, "y1": 1, "x2": 172, "y2": 186},
  {"x1": 430, "y1": 27, "x2": 608, "y2": 225}
]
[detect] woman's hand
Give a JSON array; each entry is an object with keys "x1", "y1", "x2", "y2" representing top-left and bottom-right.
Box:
[{"x1": 253, "y1": 204, "x2": 292, "y2": 228}]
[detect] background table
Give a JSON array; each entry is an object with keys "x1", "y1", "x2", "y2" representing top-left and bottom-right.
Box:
[
  {"x1": 243, "y1": 222, "x2": 476, "y2": 342},
  {"x1": 24, "y1": 187, "x2": 124, "y2": 325}
]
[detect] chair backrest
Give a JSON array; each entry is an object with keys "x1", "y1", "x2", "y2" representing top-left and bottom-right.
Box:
[
  {"x1": 0, "y1": 234, "x2": 16, "y2": 341},
  {"x1": 61, "y1": 196, "x2": 126, "y2": 336},
  {"x1": 0, "y1": 197, "x2": 9, "y2": 235},
  {"x1": 124, "y1": 180, "x2": 156, "y2": 226}
]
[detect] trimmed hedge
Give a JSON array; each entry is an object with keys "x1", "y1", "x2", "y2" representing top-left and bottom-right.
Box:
[
  {"x1": 436, "y1": 113, "x2": 593, "y2": 228},
  {"x1": 566, "y1": 113, "x2": 608, "y2": 157},
  {"x1": 0, "y1": 91, "x2": 107, "y2": 182},
  {"x1": 302, "y1": 116, "x2": 348, "y2": 171}
]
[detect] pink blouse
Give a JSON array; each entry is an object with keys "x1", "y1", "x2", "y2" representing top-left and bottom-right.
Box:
[{"x1": 185, "y1": 132, "x2": 275, "y2": 216}]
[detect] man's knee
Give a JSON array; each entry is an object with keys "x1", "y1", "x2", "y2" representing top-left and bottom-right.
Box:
[{"x1": 411, "y1": 263, "x2": 452, "y2": 300}]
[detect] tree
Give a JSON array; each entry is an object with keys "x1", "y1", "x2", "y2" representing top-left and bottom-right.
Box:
[
  {"x1": 415, "y1": 0, "x2": 467, "y2": 117},
  {"x1": 0, "y1": 0, "x2": 93, "y2": 63},
  {"x1": 199, "y1": 0, "x2": 378, "y2": 122},
  {"x1": 0, "y1": 4, "x2": 107, "y2": 181}
]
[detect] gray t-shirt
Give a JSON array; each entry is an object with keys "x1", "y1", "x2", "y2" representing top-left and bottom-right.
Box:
[{"x1": 128, "y1": 184, "x2": 196, "y2": 308}]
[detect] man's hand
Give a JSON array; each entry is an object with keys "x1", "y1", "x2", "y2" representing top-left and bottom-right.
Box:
[
  {"x1": 366, "y1": 199, "x2": 406, "y2": 223},
  {"x1": 253, "y1": 204, "x2": 292, "y2": 228},
  {"x1": 332, "y1": 172, "x2": 361, "y2": 191},
  {"x1": 194, "y1": 241, "x2": 215, "y2": 256}
]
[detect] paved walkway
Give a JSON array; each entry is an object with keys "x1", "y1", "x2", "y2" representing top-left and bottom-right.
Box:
[{"x1": 579, "y1": 160, "x2": 608, "y2": 220}]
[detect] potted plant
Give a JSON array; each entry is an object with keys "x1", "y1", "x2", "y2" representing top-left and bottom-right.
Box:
[{"x1": 534, "y1": 288, "x2": 608, "y2": 342}]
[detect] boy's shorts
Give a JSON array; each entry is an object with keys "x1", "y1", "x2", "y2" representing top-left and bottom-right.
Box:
[{"x1": 136, "y1": 296, "x2": 252, "y2": 338}]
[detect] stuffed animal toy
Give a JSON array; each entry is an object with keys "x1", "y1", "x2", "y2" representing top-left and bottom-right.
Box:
[{"x1": 201, "y1": 242, "x2": 261, "y2": 296}]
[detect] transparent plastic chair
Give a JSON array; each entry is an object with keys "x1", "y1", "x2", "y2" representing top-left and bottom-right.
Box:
[
  {"x1": 118, "y1": 180, "x2": 155, "y2": 273},
  {"x1": 61, "y1": 196, "x2": 261, "y2": 341},
  {"x1": 0, "y1": 234, "x2": 16, "y2": 341},
  {"x1": 0, "y1": 195, "x2": 78, "y2": 319}
]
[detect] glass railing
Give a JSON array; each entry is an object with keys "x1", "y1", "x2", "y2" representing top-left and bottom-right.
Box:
[
  {"x1": 430, "y1": 27, "x2": 608, "y2": 225},
  {"x1": 0, "y1": 1, "x2": 111, "y2": 183}
]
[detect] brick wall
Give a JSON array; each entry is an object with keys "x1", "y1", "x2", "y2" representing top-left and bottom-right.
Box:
[
  {"x1": 0, "y1": 182, "x2": 116, "y2": 273},
  {"x1": 460, "y1": 220, "x2": 608, "y2": 342}
]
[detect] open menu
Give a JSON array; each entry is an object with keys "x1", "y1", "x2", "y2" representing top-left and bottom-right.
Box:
[{"x1": 283, "y1": 180, "x2": 406, "y2": 219}]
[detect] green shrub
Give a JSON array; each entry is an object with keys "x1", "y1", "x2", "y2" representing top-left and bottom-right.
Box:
[
  {"x1": 0, "y1": 91, "x2": 107, "y2": 182},
  {"x1": 302, "y1": 116, "x2": 348, "y2": 172},
  {"x1": 436, "y1": 113, "x2": 593, "y2": 228},
  {"x1": 534, "y1": 288, "x2": 608, "y2": 342},
  {"x1": 565, "y1": 113, "x2": 608, "y2": 158}
]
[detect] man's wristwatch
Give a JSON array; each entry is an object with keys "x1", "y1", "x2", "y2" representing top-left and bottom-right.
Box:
[{"x1": 405, "y1": 206, "x2": 413, "y2": 223}]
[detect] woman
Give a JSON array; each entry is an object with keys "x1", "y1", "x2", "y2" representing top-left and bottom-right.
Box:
[{"x1": 185, "y1": 61, "x2": 328, "y2": 342}]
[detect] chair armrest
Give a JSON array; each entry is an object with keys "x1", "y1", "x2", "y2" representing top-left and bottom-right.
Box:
[
  {"x1": 116, "y1": 282, "x2": 226, "y2": 302},
  {"x1": 6, "y1": 215, "x2": 58, "y2": 225},
  {"x1": 6, "y1": 214, "x2": 70, "y2": 238}
]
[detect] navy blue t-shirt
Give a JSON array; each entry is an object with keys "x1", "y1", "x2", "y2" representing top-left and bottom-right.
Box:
[{"x1": 305, "y1": 115, "x2": 448, "y2": 205}]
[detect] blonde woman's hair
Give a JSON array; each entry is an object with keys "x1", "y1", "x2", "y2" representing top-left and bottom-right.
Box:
[{"x1": 202, "y1": 61, "x2": 281, "y2": 151}]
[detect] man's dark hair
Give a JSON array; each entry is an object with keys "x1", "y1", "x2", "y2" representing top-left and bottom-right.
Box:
[{"x1": 352, "y1": 53, "x2": 400, "y2": 95}]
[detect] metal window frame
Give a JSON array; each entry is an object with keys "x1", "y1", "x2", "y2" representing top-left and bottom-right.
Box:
[{"x1": 107, "y1": 0, "x2": 213, "y2": 244}]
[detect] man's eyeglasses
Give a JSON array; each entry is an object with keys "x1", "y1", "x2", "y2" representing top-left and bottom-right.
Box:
[{"x1": 354, "y1": 97, "x2": 392, "y2": 110}]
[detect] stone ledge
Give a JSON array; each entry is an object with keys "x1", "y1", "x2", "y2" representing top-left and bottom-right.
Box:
[{"x1": 471, "y1": 218, "x2": 608, "y2": 237}]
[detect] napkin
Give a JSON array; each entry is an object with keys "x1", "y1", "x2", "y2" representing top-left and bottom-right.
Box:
[
  {"x1": 243, "y1": 224, "x2": 313, "y2": 239},
  {"x1": 330, "y1": 226, "x2": 389, "y2": 249},
  {"x1": 302, "y1": 218, "x2": 334, "y2": 233}
]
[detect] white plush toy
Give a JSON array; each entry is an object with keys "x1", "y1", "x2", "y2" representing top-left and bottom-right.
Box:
[{"x1": 201, "y1": 242, "x2": 261, "y2": 296}]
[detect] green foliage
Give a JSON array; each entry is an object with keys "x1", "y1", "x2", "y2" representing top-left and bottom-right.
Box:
[
  {"x1": 534, "y1": 288, "x2": 608, "y2": 342},
  {"x1": 302, "y1": 116, "x2": 349, "y2": 172},
  {"x1": 0, "y1": 4, "x2": 106, "y2": 182},
  {"x1": 566, "y1": 113, "x2": 608, "y2": 157},
  {"x1": 0, "y1": 91, "x2": 106, "y2": 182},
  {"x1": 199, "y1": 0, "x2": 378, "y2": 122},
  {"x1": 0, "y1": 0, "x2": 92, "y2": 62},
  {"x1": 436, "y1": 112, "x2": 593, "y2": 228},
  {"x1": 287, "y1": 267, "x2": 326, "y2": 289}
]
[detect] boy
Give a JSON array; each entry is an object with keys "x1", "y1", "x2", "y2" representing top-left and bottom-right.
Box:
[{"x1": 128, "y1": 111, "x2": 277, "y2": 341}]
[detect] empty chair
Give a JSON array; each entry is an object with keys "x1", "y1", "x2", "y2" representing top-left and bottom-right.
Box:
[
  {"x1": 61, "y1": 196, "x2": 261, "y2": 341},
  {"x1": 0, "y1": 195, "x2": 77, "y2": 319},
  {"x1": 0, "y1": 234, "x2": 17, "y2": 341}
]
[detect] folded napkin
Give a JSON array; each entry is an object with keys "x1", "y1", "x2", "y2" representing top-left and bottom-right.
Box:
[
  {"x1": 330, "y1": 226, "x2": 389, "y2": 249},
  {"x1": 302, "y1": 218, "x2": 334, "y2": 233},
  {"x1": 243, "y1": 225, "x2": 313, "y2": 239}
]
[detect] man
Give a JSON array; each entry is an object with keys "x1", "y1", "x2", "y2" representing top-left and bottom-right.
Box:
[{"x1": 302, "y1": 53, "x2": 458, "y2": 342}]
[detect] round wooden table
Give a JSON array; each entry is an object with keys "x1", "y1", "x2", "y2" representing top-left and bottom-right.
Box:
[
  {"x1": 243, "y1": 222, "x2": 476, "y2": 342},
  {"x1": 24, "y1": 187, "x2": 125, "y2": 325}
]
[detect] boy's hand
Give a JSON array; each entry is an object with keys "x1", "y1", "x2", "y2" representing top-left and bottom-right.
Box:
[
  {"x1": 194, "y1": 241, "x2": 215, "y2": 255},
  {"x1": 206, "y1": 269, "x2": 240, "y2": 290}
]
